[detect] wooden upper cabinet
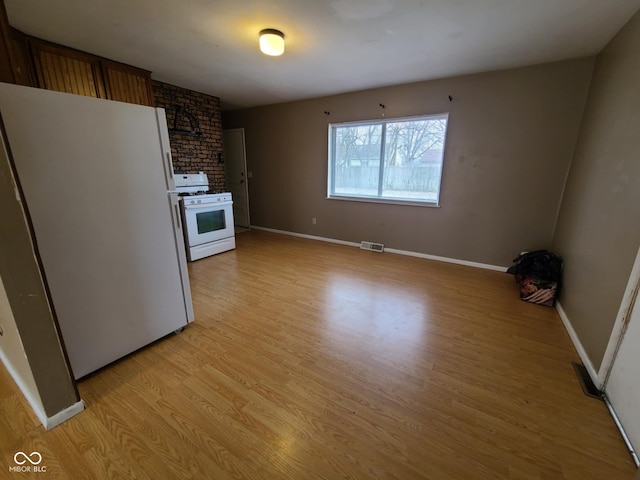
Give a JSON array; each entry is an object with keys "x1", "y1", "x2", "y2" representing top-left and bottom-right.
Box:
[
  {"x1": 0, "y1": 0, "x2": 153, "y2": 103},
  {"x1": 30, "y1": 38, "x2": 106, "y2": 98},
  {"x1": 0, "y1": 0, "x2": 15, "y2": 83},
  {"x1": 8, "y1": 28, "x2": 35, "y2": 86},
  {"x1": 28, "y1": 38, "x2": 154, "y2": 106},
  {"x1": 102, "y1": 60, "x2": 154, "y2": 107},
  {"x1": 0, "y1": 17, "x2": 155, "y2": 107}
]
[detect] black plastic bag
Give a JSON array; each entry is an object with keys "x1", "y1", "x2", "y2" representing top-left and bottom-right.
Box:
[{"x1": 506, "y1": 250, "x2": 562, "y2": 281}]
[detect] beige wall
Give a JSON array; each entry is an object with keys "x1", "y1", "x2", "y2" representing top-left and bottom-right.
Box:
[
  {"x1": 0, "y1": 122, "x2": 78, "y2": 419},
  {"x1": 224, "y1": 59, "x2": 593, "y2": 267},
  {"x1": 0, "y1": 274, "x2": 42, "y2": 410},
  {"x1": 552, "y1": 11, "x2": 640, "y2": 370}
]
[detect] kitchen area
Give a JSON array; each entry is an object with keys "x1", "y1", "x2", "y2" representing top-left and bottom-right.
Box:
[
  {"x1": 154, "y1": 81, "x2": 238, "y2": 261},
  {"x1": 0, "y1": 9, "x2": 240, "y2": 428},
  {"x1": 0, "y1": 80, "x2": 238, "y2": 373}
]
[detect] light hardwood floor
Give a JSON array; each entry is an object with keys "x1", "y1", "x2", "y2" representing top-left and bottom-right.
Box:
[{"x1": 1, "y1": 230, "x2": 637, "y2": 479}]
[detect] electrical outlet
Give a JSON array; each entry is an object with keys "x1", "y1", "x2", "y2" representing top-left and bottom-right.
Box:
[
  {"x1": 312, "y1": 217, "x2": 317, "y2": 225},
  {"x1": 247, "y1": 171, "x2": 253, "y2": 178}
]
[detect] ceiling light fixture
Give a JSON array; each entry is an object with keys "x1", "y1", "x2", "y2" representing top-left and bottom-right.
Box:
[{"x1": 259, "y1": 29, "x2": 285, "y2": 56}]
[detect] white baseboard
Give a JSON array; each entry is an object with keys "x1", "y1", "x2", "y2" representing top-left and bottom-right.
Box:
[
  {"x1": 0, "y1": 349, "x2": 84, "y2": 429},
  {"x1": 0, "y1": 348, "x2": 47, "y2": 426},
  {"x1": 249, "y1": 225, "x2": 508, "y2": 272},
  {"x1": 555, "y1": 300, "x2": 599, "y2": 386},
  {"x1": 384, "y1": 247, "x2": 507, "y2": 272},
  {"x1": 250, "y1": 226, "x2": 361, "y2": 247},
  {"x1": 44, "y1": 400, "x2": 85, "y2": 430}
]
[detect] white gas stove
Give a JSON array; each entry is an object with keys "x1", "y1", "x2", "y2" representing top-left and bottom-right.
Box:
[
  {"x1": 174, "y1": 171, "x2": 209, "y2": 194},
  {"x1": 174, "y1": 172, "x2": 236, "y2": 261}
]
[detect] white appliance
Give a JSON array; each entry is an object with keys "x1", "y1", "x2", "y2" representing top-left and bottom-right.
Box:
[
  {"x1": 0, "y1": 83, "x2": 194, "y2": 379},
  {"x1": 175, "y1": 173, "x2": 236, "y2": 261},
  {"x1": 175, "y1": 171, "x2": 210, "y2": 194}
]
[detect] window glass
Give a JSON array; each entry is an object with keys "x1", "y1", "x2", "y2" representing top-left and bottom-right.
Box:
[
  {"x1": 328, "y1": 114, "x2": 448, "y2": 205},
  {"x1": 196, "y1": 210, "x2": 226, "y2": 234}
]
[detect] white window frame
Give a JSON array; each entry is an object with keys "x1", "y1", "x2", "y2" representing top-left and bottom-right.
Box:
[{"x1": 327, "y1": 113, "x2": 448, "y2": 207}]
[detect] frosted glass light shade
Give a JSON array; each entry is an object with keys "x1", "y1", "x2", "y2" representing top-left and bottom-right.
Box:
[{"x1": 259, "y1": 29, "x2": 285, "y2": 56}]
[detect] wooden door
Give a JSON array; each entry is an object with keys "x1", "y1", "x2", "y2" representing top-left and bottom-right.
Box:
[
  {"x1": 30, "y1": 39, "x2": 105, "y2": 98},
  {"x1": 102, "y1": 60, "x2": 154, "y2": 107}
]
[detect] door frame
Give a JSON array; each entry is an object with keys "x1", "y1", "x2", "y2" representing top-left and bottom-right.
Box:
[{"x1": 598, "y1": 245, "x2": 640, "y2": 389}]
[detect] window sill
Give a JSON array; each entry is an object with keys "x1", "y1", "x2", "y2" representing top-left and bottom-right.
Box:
[{"x1": 326, "y1": 195, "x2": 440, "y2": 208}]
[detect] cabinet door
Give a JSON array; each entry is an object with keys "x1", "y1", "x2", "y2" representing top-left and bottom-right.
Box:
[
  {"x1": 8, "y1": 28, "x2": 35, "y2": 86},
  {"x1": 30, "y1": 39, "x2": 106, "y2": 98},
  {"x1": 102, "y1": 60, "x2": 154, "y2": 106},
  {"x1": 0, "y1": 0, "x2": 14, "y2": 83}
]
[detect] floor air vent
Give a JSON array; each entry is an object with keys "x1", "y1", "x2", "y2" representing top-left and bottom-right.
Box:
[
  {"x1": 360, "y1": 241, "x2": 384, "y2": 253},
  {"x1": 572, "y1": 362, "x2": 602, "y2": 400}
]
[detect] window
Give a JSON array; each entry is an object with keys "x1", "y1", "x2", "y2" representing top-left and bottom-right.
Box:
[{"x1": 328, "y1": 114, "x2": 448, "y2": 205}]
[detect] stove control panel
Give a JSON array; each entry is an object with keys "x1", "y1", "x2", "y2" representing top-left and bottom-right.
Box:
[{"x1": 181, "y1": 193, "x2": 233, "y2": 206}]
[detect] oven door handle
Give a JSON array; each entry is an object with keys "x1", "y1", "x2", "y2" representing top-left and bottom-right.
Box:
[{"x1": 183, "y1": 201, "x2": 232, "y2": 210}]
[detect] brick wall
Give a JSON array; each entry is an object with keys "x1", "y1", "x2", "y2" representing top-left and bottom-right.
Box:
[{"x1": 152, "y1": 80, "x2": 226, "y2": 192}]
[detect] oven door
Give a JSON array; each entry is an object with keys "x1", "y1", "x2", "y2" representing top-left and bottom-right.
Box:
[{"x1": 183, "y1": 201, "x2": 234, "y2": 247}]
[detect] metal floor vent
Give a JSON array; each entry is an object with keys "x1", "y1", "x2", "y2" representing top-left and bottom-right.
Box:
[
  {"x1": 360, "y1": 241, "x2": 384, "y2": 253},
  {"x1": 572, "y1": 362, "x2": 603, "y2": 400}
]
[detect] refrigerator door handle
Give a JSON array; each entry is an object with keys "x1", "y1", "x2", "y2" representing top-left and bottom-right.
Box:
[
  {"x1": 166, "y1": 152, "x2": 174, "y2": 180},
  {"x1": 155, "y1": 108, "x2": 175, "y2": 190},
  {"x1": 174, "y1": 203, "x2": 182, "y2": 230}
]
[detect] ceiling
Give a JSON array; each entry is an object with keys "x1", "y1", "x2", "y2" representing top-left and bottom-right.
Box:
[{"x1": 5, "y1": 1, "x2": 640, "y2": 111}]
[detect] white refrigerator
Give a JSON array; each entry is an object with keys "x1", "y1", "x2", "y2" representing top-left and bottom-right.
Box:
[{"x1": 0, "y1": 83, "x2": 194, "y2": 379}]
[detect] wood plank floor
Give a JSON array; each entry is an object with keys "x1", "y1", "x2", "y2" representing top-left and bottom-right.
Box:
[{"x1": 1, "y1": 230, "x2": 637, "y2": 479}]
